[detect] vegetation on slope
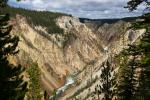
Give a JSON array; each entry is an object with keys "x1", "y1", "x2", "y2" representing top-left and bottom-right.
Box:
[
  {"x1": 2, "y1": 6, "x2": 71, "y2": 34},
  {"x1": 27, "y1": 62, "x2": 42, "y2": 100},
  {"x1": 93, "y1": 1, "x2": 150, "y2": 99},
  {"x1": 115, "y1": 1, "x2": 150, "y2": 100},
  {"x1": 0, "y1": 0, "x2": 27, "y2": 99},
  {"x1": 95, "y1": 60, "x2": 117, "y2": 100},
  {"x1": 122, "y1": 0, "x2": 150, "y2": 99}
]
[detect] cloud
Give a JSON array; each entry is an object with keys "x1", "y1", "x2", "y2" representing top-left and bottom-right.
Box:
[{"x1": 8, "y1": 0, "x2": 144, "y2": 19}]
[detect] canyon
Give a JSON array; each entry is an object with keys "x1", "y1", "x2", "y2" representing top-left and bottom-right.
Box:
[{"x1": 10, "y1": 14, "x2": 145, "y2": 99}]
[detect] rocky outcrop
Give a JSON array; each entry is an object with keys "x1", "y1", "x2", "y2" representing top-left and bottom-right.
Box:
[{"x1": 10, "y1": 15, "x2": 145, "y2": 98}]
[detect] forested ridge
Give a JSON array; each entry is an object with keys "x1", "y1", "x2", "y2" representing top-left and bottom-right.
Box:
[{"x1": 2, "y1": 6, "x2": 71, "y2": 34}]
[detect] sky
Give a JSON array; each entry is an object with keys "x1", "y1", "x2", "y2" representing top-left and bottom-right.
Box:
[{"x1": 8, "y1": 0, "x2": 145, "y2": 19}]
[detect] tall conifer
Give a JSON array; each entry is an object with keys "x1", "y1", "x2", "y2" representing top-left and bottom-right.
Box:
[{"x1": 0, "y1": 0, "x2": 27, "y2": 99}]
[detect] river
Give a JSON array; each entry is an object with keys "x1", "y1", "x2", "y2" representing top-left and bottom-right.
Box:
[{"x1": 49, "y1": 76, "x2": 75, "y2": 100}]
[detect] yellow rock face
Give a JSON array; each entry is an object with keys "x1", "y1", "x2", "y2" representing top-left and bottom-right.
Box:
[{"x1": 10, "y1": 15, "x2": 146, "y2": 96}]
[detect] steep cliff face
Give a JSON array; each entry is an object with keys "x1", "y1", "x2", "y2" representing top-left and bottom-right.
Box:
[{"x1": 10, "y1": 15, "x2": 145, "y2": 98}]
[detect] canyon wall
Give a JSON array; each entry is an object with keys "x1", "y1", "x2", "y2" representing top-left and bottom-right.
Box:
[{"x1": 10, "y1": 15, "x2": 145, "y2": 99}]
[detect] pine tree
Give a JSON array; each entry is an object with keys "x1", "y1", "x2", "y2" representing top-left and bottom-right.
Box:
[
  {"x1": 125, "y1": 0, "x2": 150, "y2": 99},
  {"x1": 95, "y1": 60, "x2": 116, "y2": 100},
  {"x1": 0, "y1": 0, "x2": 27, "y2": 99},
  {"x1": 135, "y1": 29, "x2": 150, "y2": 99},
  {"x1": 116, "y1": 45, "x2": 141, "y2": 100},
  {"x1": 27, "y1": 62, "x2": 41, "y2": 100},
  {"x1": 125, "y1": 0, "x2": 150, "y2": 11}
]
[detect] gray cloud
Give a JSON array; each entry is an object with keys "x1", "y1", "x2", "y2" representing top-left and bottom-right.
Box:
[{"x1": 8, "y1": 0, "x2": 144, "y2": 19}]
